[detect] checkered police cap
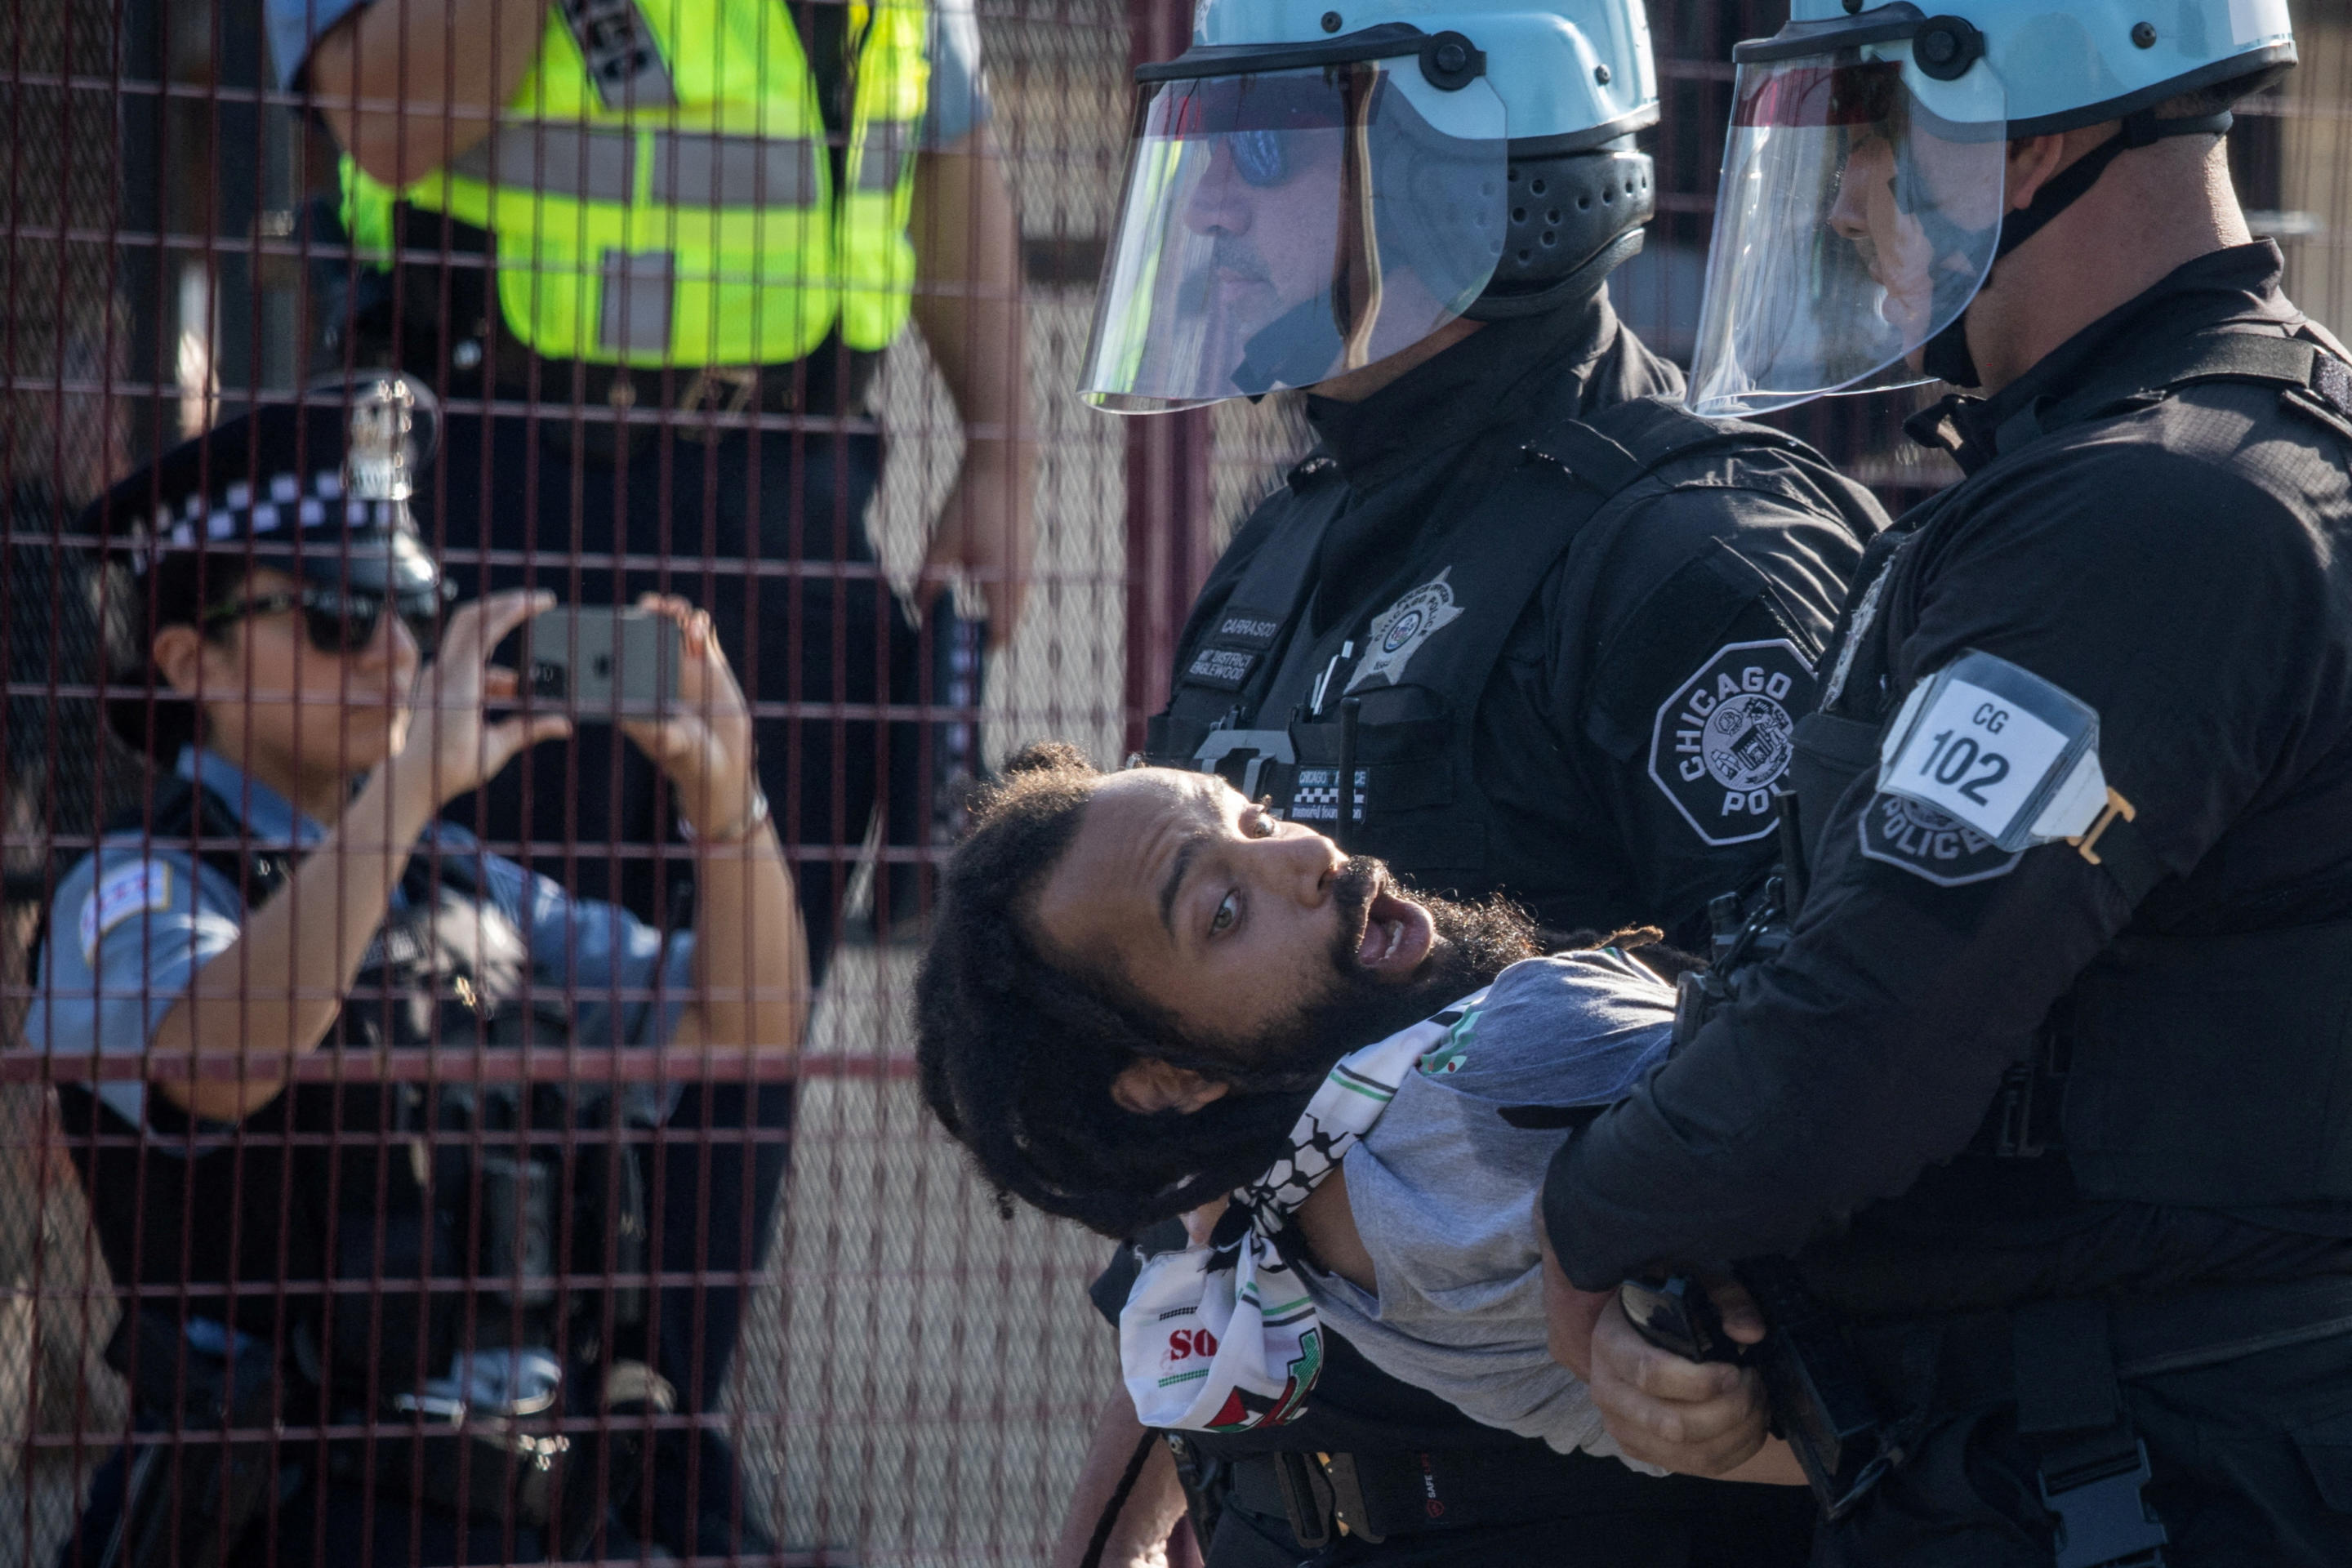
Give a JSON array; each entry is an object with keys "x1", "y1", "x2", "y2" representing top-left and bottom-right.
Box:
[{"x1": 84, "y1": 375, "x2": 442, "y2": 594}]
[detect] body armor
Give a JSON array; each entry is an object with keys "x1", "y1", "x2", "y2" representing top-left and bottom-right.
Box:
[
  {"x1": 1788, "y1": 325, "x2": 2352, "y2": 1211},
  {"x1": 52, "y1": 776, "x2": 653, "y2": 1401},
  {"x1": 1146, "y1": 395, "x2": 1832, "y2": 900}
]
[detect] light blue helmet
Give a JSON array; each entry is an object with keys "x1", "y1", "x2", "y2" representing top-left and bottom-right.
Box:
[
  {"x1": 1684, "y1": 0, "x2": 2296, "y2": 416},
  {"x1": 1079, "y1": 0, "x2": 1666, "y2": 412}
]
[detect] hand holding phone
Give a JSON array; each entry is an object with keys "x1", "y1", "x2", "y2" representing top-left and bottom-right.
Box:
[{"x1": 518, "y1": 606, "x2": 682, "y2": 719}]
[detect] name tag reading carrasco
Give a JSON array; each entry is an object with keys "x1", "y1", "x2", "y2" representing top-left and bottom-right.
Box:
[{"x1": 1878, "y1": 650, "x2": 2115, "y2": 854}]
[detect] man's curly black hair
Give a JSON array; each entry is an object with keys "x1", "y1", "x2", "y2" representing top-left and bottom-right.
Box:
[
  {"x1": 914, "y1": 742, "x2": 1320, "y2": 1237},
  {"x1": 915, "y1": 743, "x2": 1699, "y2": 1238}
]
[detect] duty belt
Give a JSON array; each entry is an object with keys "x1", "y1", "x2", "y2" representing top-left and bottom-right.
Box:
[
  {"x1": 491, "y1": 330, "x2": 875, "y2": 441},
  {"x1": 1221, "y1": 1440, "x2": 1690, "y2": 1545},
  {"x1": 1846, "y1": 1275, "x2": 2352, "y2": 1568}
]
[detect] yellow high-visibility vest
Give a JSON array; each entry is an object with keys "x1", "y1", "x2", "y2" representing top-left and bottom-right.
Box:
[{"x1": 341, "y1": 0, "x2": 930, "y2": 365}]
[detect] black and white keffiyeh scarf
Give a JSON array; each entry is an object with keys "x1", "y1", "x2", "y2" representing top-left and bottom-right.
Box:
[{"x1": 1116, "y1": 988, "x2": 1491, "y2": 1432}]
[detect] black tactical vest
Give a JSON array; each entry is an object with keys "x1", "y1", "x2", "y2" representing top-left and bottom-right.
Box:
[
  {"x1": 1788, "y1": 327, "x2": 2352, "y2": 1211},
  {"x1": 1146, "y1": 396, "x2": 1835, "y2": 899},
  {"x1": 50, "y1": 777, "x2": 650, "y2": 1397}
]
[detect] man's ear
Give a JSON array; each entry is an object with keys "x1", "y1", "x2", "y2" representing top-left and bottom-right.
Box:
[
  {"x1": 149, "y1": 623, "x2": 219, "y2": 700},
  {"x1": 1111, "y1": 1059, "x2": 1232, "y2": 1116},
  {"x1": 2004, "y1": 132, "x2": 2071, "y2": 211}
]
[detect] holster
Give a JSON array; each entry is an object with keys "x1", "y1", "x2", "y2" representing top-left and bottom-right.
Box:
[
  {"x1": 551, "y1": 1362, "x2": 675, "y2": 1560},
  {"x1": 1162, "y1": 1432, "x2": 1229, "y2": 1553},
  {"x1": 1732, "y1": 1257, "x2": 1892, "y2": 1521},
  {"x1": 100, "y1": 1312, "x2": 286, "y2": 1568},
  {"x1": 1229, "y1": 1441, "x2": 1685, "y2": 1544},
  {"x1": 347, "y1": 1416, "x2": 567, "y2": 1534}
]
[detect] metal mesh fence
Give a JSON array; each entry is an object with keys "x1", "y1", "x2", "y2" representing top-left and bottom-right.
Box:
[{"x1": 0, "y1": 0, "x2": 2343, "y2": 1563}]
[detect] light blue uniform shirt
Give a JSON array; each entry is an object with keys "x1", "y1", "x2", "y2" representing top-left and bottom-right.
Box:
[
  {"x1": 264, "y1": 0, "x2": 991, "y2": 148},
  {"x1": 26, "y1": 746, "x2": 697, "y2": 1133}
]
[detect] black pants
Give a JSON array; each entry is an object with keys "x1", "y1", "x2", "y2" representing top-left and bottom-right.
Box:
[
  {"x1": 426, "y1": 408, "x2": 925, "y2": 1550},
  {"x1": 1205, "y1": 1456, "x2": 1816, "y2": 1568},
  {"x1": 1818, "y1": 1327, "x2": 2352, "y2": 1566}
]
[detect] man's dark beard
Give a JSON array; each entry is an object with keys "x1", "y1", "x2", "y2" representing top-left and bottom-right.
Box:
[{"x1": 1196, "y1": 858, "x2": 1539, "y2": 1094}]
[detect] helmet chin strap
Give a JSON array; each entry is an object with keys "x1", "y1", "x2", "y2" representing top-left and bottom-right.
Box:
[{"x1": 1922, "y1": 105, "x2": 2234, "y2": 389}]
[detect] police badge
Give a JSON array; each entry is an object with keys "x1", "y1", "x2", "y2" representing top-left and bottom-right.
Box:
[
  {"x1": 1345, "y1": 569, "x2": 1466, "y2": 693},
  {"x1": 345, "y1": 377, "x2": 419, "y2": 503}
]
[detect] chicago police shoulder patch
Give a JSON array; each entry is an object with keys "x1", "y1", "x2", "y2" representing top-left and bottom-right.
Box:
[
  {"x1": 77, "y1": 858, "x2": 173, "y2": 961},
  {"x1": 1856, "y1": 794, "x2": 2023, "y2": 886},
  {"x1": 1648, "y1": 639, "x2": 1814, "y2": 846}
]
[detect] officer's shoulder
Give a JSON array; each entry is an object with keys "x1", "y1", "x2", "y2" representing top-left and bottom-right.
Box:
[
  {"x1": 1528, "y1": 397, "x2": 1873, "y2": 555},
  {"x1": 51, "y1": 837, "x2": 208, "y2": 967},
  {"x1": 65, "y1": 835, "x2": 207, "y2": 896},
  {"x1": 1208, "y1": 453, "x2": 1336, "y2": 562},
  {"x1": 1965, "y1": 403, "x2": 2330, "y2": 566}
]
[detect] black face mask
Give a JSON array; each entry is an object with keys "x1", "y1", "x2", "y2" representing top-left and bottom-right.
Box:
[
  {"x1": 1229, "y1": 291, "x2": 1348, "y2": 398},
  {"x1": 1922, "y1": 313, "x2": 1983, "y2": 388},
  {"x1": 1165, "y1": 857, "x2": 1539, "y2": 1094}
]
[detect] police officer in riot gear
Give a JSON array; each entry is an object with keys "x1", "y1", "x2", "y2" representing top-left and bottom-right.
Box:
[
  {"x1": 1059, "y1": 0, "x2": 1888, "y2": 1561},
  {"x1": 29, "y1": 378, "x2": 806, "y2": 1566},
  {"x1": 1542, "y1": 0, "x2": 2352, "y2": 1561}
]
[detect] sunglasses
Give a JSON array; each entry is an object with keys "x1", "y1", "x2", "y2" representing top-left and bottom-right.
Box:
[{"x1": 201, "y1": 586, "x2": 448, "y2": 655}]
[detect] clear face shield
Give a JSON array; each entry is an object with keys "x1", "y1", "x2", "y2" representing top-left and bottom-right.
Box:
[
  {"x1": 1686, "y1": 47, "x2": 2007, "y2": 417},
  {"x1": 1080, "y1": 60, "x2": 1508, "y2": 412}
]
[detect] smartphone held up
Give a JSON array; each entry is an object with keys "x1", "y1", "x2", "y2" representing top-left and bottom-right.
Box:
[{"x1": 516, "y1": 606, "x2": 683, "y2": 721}]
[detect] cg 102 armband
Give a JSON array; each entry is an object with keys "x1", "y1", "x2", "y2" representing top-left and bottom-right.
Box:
[{"x1": 1877, "y1": 649, "x2": 2139, "y2": 866}]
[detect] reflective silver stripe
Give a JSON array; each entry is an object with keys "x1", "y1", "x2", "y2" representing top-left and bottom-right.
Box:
[
  {"x1": 599, "y1": 249, "x2": 675, "y2": 354},
  {"x1": 451, "y1": 127, "x2": 637, "y2": 202},
  {"x1": 854, "y1": 120, "x2": 918, "y2": 193},
  {"x1": 452, "y1": 127, "x2": 828, "y2": 210},
  {"x1": 555, "y1": 0, "x2": 678, "y2": 110},
  {"x1": 647, "y1": 132, "x2": 822, "y2": 207}
]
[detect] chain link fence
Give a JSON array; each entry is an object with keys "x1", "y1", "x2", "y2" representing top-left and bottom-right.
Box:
[{"x1": 0, "y1": 0, "x2": 2345, "y2": 1562}]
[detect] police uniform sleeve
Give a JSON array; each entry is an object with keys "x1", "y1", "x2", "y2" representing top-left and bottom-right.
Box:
[
  {"x1": 262, "y1": 0, "x2": 370, "y2": 87},
  {"x1": 1556, "y1": 483, "x2": 1865, "y2": 929},
  {"x1": 492, "y1": 853, "x2": 697, "y2": 1042},
  {"x1": 922, "y1": 1, "x2": 993, "y2": 148},
  {"x1": 1544, "y1": 449, "x2": 2329, "y2": 1285},
  {"x1": 24, "y1": 843, "x2": 243, "y2": 1128}
]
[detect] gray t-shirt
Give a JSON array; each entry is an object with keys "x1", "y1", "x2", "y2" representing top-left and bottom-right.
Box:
[{"x1": 1304, "y1": 950, "x2": 1676, "y2": 1458}]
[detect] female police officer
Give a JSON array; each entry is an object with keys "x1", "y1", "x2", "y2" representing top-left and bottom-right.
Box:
[{"x1": 29, "y1": 377, "x2": 804, "y2": 1566}]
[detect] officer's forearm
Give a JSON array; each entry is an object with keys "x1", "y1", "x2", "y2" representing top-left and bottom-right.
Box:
[
  {"x1": 911, "y1": 129, "x2": 1036, "y2": 480},
  {"x1": 680, "y1": 820, "x2": 806, "y2": 1056},
  {"x1": 1049, "y1": 1386, "x2": 1186, "y2": 1568},
  {"x1": 1542, "y1": 865, "x2": 2096, "y2": 1285},
  {"x1": 146, "y1": 765, "x2": 439, "y2": 1120},
  {"x1": 310, "y1": 0, "x2": 550, "y2": 185}
]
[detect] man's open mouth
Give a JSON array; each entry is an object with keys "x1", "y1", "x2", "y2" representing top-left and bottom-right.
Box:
[{"x1": 1355, "y1": 884, "x2": 1435, "y2": 976}]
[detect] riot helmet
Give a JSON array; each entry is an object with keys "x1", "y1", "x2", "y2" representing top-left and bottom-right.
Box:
[
  {"x1": 1080, "y1": 0, "x2": 1664, "y2": 412},
  {"x1": 1685, "y1": 0, "x2": 2296, "y2": 416}
]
